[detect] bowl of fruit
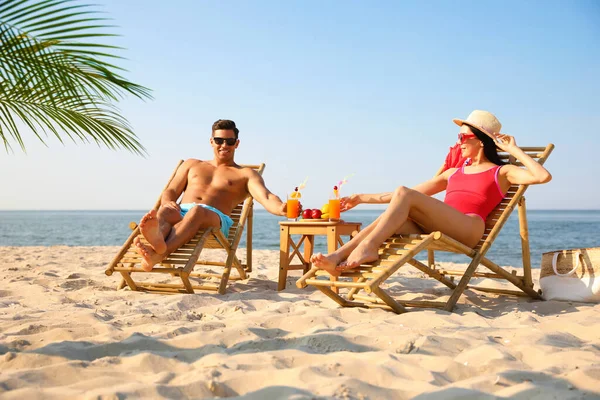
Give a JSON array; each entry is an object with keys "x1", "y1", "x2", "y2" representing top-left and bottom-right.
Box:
[{"x1": 300, "y1": 203, "x2": 332, "y2": 222}]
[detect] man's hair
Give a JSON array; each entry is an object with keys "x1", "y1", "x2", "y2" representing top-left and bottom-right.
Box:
[{"x1": 212, "y1": 119, "x2": 239, "y2": 139}]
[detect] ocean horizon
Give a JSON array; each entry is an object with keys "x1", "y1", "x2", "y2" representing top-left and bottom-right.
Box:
[{"x1": 1, "y1": 209, "x2": 599, "y2": 268}]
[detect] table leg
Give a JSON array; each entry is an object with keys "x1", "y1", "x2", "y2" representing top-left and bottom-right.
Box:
[
  {"x1": 303, "y1": 235, "x2": 314, "y2": 273},
  {"x1": 327, "y1": 226, "x2": 340, "y2": 294},
  {"x1": 278, "y1": 225, "x2": 290, "y2": 291}
]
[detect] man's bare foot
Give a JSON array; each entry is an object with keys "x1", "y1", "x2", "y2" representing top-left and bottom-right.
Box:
[
  {"x1": 134, "y1": 237, "x2": 163, "y2": 271},
  {"x1": 344, "y1": 243, "x2": 379, "y2": 269},
  {"x1": 139, "y1": 210, "x2": 167, "y2": 255},
  {"x1": 310, "y1": 252, "x2": 343, "y2": 277}
]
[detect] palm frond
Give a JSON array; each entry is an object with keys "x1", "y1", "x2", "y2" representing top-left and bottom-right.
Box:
[{"x1": 0, "y1": 0, "x2": 152, "y2": 154}]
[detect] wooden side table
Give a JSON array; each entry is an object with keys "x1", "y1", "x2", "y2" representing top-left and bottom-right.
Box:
[{"x1": 278, "y1": 220, "x2": 361, "y2": 291}]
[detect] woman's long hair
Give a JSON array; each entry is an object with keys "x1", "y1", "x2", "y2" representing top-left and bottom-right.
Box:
[{"x1": 469, "y1": 125, "x2": 506, "y2": 166}]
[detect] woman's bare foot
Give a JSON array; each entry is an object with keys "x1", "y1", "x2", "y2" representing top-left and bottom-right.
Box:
[
  {"x1": 310, "y1": 252, "x2": 343, "y2": 277},
  {"x1": 134, "y1": 237, "x2": 163, "y2": 271},
  {"x1": 139, "y1": 210, "x2": 167, "y2": 255},
  {"x1": 344, "y1": 242, "x2": 379, "y2": 269}
]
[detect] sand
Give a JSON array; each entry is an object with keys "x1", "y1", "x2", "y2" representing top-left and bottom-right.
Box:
[{"x1": 0, "y1": 246, "x2": 599, "y2": 399}]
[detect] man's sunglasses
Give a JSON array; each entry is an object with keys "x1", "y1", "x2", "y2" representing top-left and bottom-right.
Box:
[
  {"x1": 458, "y1": 133, "x2": 476, "y2": 144},
  {"x1": 213, "y1": 137, "x2": 237, "y2": 146}
]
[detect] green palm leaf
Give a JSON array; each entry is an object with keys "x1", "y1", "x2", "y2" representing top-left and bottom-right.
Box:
[{"x1": 0, "y1": 0, "x2": 152, "y2": 154}]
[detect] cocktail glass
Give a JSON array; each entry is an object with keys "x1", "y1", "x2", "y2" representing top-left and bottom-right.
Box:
[
  {"x1": 328, "y1": 198, "x2": 341, "y2": 221},
  {"x1": 287, "y1": 196, "x2": 300, "y2": 221}
]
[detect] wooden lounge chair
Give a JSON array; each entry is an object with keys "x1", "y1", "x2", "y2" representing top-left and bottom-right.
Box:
[
  {"x1": 105, "y1": 161, "x2": 265, "y2": 295},
  {"x1": 297, "y1": 144, "x2": 554, "y2": 313}
]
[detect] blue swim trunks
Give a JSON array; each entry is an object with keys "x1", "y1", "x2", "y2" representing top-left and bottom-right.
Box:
[{"x1": 179, "y1": 203, "x2": 234, "y2": 238}]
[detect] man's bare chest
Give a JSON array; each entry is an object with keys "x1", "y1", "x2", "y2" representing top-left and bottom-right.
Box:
[{"x1": 187, "y1": 166, "x2": 247, "y2": 193}]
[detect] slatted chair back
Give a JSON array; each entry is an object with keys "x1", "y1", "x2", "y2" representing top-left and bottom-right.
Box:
[{"x1": 475, "y1": 145, "x2": 554, "y2": 255}]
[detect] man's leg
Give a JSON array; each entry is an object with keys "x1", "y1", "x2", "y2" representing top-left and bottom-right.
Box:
[
  {"x1": 135, "y1": 206, "x2": 221, "y2": 271},
  {"x1": 138, "y1": 205, "x2": 182, "y2": 254},
  {"x1": 163, "y1": 206, "x2": 221, "y2": 254}
]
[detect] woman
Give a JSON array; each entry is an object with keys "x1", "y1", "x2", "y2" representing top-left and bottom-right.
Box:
[{"x1": 311, "y1": 110, "x2": 552, "y2": 276}]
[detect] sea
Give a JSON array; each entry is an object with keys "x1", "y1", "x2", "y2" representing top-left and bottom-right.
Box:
[{"x1": 0, "y1": 210, "x2": 598, "y2": 268}]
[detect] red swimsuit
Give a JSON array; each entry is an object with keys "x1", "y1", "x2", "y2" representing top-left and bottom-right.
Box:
[{"x1": 444, "y1": 166, "x2": 505, "y2": 221}]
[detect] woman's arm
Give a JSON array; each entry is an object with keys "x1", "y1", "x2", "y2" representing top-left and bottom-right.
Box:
[
  {"x1": 412, "y1": 172, "x2": 451, "y2": 196},
  {"x1": 340, "y1": 171, "x2": 451, "y2": 211},
  {"x1": 339, "y1": 192, "x2": 391, "y2": 212},
  {"x1": 495, "y1": 134, "x2": 552, "y2": 185}
]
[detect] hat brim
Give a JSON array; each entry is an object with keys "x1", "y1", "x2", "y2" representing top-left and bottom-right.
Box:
[{"x1": 453, "y1": 118, "x2": 498, "y2": 142}]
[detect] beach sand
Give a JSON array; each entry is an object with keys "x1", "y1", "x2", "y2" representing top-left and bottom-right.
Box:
[{"x1": 0, "y1": 246, "x2": 598, "y2": 399}]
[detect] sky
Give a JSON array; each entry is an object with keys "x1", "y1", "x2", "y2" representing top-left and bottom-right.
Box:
[{"x1": 1, "y1": 0, "x2": 599, "y2": 210}]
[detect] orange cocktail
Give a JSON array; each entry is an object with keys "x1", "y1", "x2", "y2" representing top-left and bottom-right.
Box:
[
  {"x1": 328, "y1": 184, "x2": 341, "y2": 221},
  {"x1": 328, "y1": 198, "x2": 341, "y2": 220},
  {"x1": 287, "y1": 198, "x2": 300, "y2": 220},
  {"x1": 287, "y1": 186, "x2": 301, "y2": 220}
]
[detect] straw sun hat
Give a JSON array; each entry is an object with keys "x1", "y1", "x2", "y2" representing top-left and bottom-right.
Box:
[{"x1": 453, "y1": 110, "x2": 502, "y2": 141}]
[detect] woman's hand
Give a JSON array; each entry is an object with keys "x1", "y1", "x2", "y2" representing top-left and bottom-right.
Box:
[
  {"x1": 494, "y1": 133, "x2": 518, "y2": 152},
  {"x1": 340, "y1": 194, "x2": 361, "y2": 212},
  {"x1": 495, "y1": 134, "x2": 552, "y2": 185}
]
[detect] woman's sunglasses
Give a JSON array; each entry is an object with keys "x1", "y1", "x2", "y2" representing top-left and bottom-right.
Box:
[
  {"x1": 213, "y1": 137, "x2": 237, "y2": 146},
  {"x1": 458, "y1": 133, "x2": 476, "y2": 144}
]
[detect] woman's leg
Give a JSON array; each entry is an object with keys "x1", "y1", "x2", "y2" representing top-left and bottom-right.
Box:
[
  {"x1": 310, "y1": 216, "x2": 380, "y2": 268},
  {"x1": 342, "y1": 186, "x2": 484, "y2": 269},
  {"x1": 311, "y1": 212, "x2": 424, "y2": 276}
]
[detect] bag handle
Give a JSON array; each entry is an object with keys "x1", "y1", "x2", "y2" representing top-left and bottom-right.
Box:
[{"x1": 552, "y1": 251, "x2": 582, "y2": 276}]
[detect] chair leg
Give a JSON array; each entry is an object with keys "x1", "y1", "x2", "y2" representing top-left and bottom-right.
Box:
[
  {"x1": 347, "y1": 277, "x2": 367, "y2": 300},
  {"x1": 444, "y1": 253, "x2": 482, "y2": 312},
  {"x1": 115, "y1": 262, "x2": 136, "y2": 290},
  {"x1": 180, "y1": 272, "x2": 195, "y2": 294},
  {"x1": 119, "y1": 271, "x2": 139, "y2": 291},
  {"x1": 478, "y1": 257, "x2": 543, "y2": 299},
  {"x1": 246, "y1": 206, "x2": 253, "y2": 273},
  {"x1": 232, "y1": 255, "x2": 247, "y2": 280},
  {"x1": 315, "y1": 285, "x2": 350, "y2": 307},
  {"x1": 408, "y1": 258, "x2": 456, "y2": 289},
  {"x1": 371, "y1": 286, "x2": 407, "y2": 314},
  {"x1": 428, "y1": 249, "x2": 435, "y2": 269},
  {"x1": 218, "y1": 250, "x2": 237, "y2": 295},
  {"x1": 518, "y1": 196, "x2": 533, "y2": 288}
]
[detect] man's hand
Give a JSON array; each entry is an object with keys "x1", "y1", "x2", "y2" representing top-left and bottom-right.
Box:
[
  {"x1": 278, "y1": 202, "x2": 287, "y2": 217},
  {"x1": 280, "y1": 201, "x2": 303, "y2": 217},
  {"x1": 161, "y1": 201, "x2": 180, "y2": 213}
]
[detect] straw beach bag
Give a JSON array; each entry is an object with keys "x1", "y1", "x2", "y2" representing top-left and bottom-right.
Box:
[{"x1": 539, "y1": 247, "x2": 600, "y2": 302}]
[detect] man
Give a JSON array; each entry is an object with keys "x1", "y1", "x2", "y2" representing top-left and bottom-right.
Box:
[{"x1": 134, "y1": 119, "x2": 290, "y2": 271}]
